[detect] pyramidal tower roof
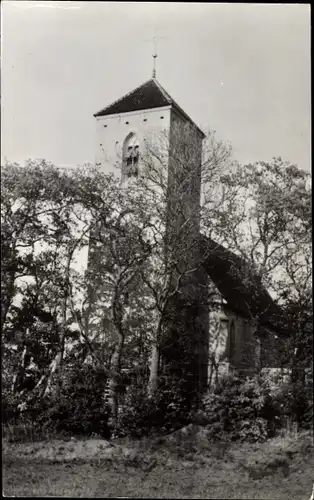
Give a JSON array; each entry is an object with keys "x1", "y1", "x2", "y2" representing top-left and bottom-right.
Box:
[{"x1": 94, "y1": 78, "x2": 205, "y2": 138}]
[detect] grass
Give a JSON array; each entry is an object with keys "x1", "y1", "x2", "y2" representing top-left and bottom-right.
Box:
[{"x1": 2, "y1": 429, "x2": 314, "y2": 499}]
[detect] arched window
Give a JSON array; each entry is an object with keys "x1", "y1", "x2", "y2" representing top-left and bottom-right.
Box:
[
  {"x1": 122, "y1": 133, "x2": 139, "y2": 179},
  {"x1": 229, "y1": 320, "x2": 236, "y2": 366}
]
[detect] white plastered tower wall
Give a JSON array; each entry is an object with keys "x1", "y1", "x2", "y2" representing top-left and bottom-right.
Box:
[
  {"x1": 95, "y1": 106, "x2": 172, "y2": 180},
  {"x1": 93, "y1": 76, "x2": 204, "y2": 213},
  {"x1": 94, "y1": 100, "x2": 204, "y2": 268},
  {"x1": 93, "y1": 80, "x2": 206, "y2": 286}
]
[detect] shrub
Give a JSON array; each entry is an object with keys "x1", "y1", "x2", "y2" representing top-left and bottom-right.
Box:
[
  {"x1": 2, "y1": 415, "x2": 48, "y2": 443},
  {"x1": 271, "y1": 379, "x2": 313, "y2": 431},
  {"x1": 115, "y1": 376, "x2": 193, "y2": 438},
  {"x1": 238, "y1": 417, "x2": 269, "y2": 442},
  {"x1": 2, "y1": 364, "x2": 112, "y2": 441},
  {"x1": 201, "y1": 374, "x2": 279, "y2": 442},
  {"x1": 2, "y1": 391, "x2": 20, "y2": 424},
  {"x1": 35, "y1": 364, "x2": 111, "y2": 438}
]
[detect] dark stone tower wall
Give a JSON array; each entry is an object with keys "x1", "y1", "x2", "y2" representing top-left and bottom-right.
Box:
[{"x1": 160, "y1": 114, "x2": 207, "y2": 400}]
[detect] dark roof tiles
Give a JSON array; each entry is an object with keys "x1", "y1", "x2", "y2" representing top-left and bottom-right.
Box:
[
  {"x1": 94, "y1": 79, "x2": 171, "y2": 116},
  {"x1": 201, "y1": 236, "x2": 286, "y2": 335},
  {"x1": 94, "y1": 78, "x2": 205, "y2": 138}
]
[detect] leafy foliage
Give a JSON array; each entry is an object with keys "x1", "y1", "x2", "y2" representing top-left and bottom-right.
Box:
[
  {"x1": 201, "y1": 374, "x2": 280, "y2": 442},
  {"x1": 115, "y1": 376, "x2": 193, "y2": 438},
  {"x1": 212, "y1": 158, "x2": 311, "y2": 303},
  {"x1": 1, "y1": 155, "x2": 312, "y2": 443},
  {"x1": 3, "y1": 365, "x2": 111, "y2": 441},
  {"x1": 270, "y1": 380, "x2": 313, "y2": 430},
  {"x1": 30, "y1": 365, "x2": 111, "y2": 438}
]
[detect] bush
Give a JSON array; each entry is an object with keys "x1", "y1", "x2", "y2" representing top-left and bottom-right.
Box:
[
  {"x1": 115, "y1": 376, "x2": 193, "y2": 438},
  {"x1": 35, "y1": 365, "x2": 111, "y2": 438},
  {"x1": 201, "y1": 374, "x2": 279, "y2": 442},
  {"x1": 270, "y1": 380, "x2": 313, "y2": 431},
  {"x1": 2, "y1": 416, "x2": 47, "y2": 443},
  {"x1": 2, "y1": 391, "x2": 20, "y2": 424},
  {"x1": 2, "y1": 364, "x2": 112, "y2": 441}
]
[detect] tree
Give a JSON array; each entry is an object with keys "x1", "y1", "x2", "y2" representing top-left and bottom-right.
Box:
[
  {"x1": 210, "y1": 158, "x2": 312, "y2": 375},
  {"x1": 210, "y1": 158, "x2": 311, "y2": 296},
  {"x1": 83, "y1": 124, "x2": 232, "y2": 410},
  {"x1": 0, "y1": 126, "x2": 252, "y2": 429},
  {"x1": 1, "y1": 160, "x2": 93, "y2": 402},
  {"x1": 133, "y1": 124, "x2": 233, "y2": 399},
  {"x1": 72, "y1": 167, "x2": 155, "y2": 427}
]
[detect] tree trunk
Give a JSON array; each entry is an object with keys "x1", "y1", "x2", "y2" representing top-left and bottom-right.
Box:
[
  {"x1": 254, "y1": 334, "x2": 262, "y2": 373},
  {"x1": 32, "y1": 326, "x2": 65, "y2": 400},
  {"x1": 107, "y1": 332, "x2": 124, "y2": 428},
  {"x1": 147, "y1": 317, "x2": 163, "y2": 397},
  {"x1": 12, "y1": 344, "x2": 27, "y2": 393},
  {"x1": 1, "y1": 270, "x2": 16, "y2": 332},
  {"x1": 148, "y1": 344, "x2": 159, "y2": 397},
  {"x1": 43, "y1": 352, "x2": 62, "y2": 398}
]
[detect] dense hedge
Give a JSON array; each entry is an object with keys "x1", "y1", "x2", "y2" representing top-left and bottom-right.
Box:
[
  {"x1": 115, "y1": 376, "x2": 196, "y2": 438},
  {"x1": 3, "y1": 368, "x2": 312, "y2": 443},
  {"x1": 198, "y1": 373, "x2": 313, "y2": 442},
  {"x1": 2, "y1": 365, "x2": 111, "y2": 441},
  {"x1": 37, "y1": 365, "x2": 111, "y2": 438}
]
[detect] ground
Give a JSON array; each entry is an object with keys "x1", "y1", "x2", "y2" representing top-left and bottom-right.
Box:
[{"x1": 2, "y1": 427, "x2": 313, "y2": 499}]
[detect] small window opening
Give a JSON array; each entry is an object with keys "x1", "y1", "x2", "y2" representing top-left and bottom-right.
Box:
[
  {"x1": 160, "y1": 116, "x2": 164, "y2": 119},
  {"x1": 104, "y1": 125, "x2": 107, "y2": 128},
  {"x1": 143, "y1": 118, "x2": 147, "y2": 122},
  {"x1": 125, "y1": 121, "x2": 129, "y2": 125}
]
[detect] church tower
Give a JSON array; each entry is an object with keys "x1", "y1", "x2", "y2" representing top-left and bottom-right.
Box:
[
  {"x1": 94, "y1": 77, "x2": 205, "y2": 183},
  {"x1": 93, "y1": 75, "x2": 209, "y2": 396},
  {"x1": 94, "y1": 77, "x2": 205, "y2": 261}
]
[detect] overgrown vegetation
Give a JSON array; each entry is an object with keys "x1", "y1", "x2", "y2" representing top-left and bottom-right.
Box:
[
  {"x1": 115, "y1": 375, "x2": 196, "y2": 438},
  {"x1": 1, "y1": 146, "x2": 312, "y2": 443},
  {"x1": 199, "y1": 373, "x2": 313, "y2": 443}
]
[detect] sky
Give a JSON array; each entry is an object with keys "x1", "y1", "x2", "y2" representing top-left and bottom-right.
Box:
[{"x1": 1, "y1": 2, "x2": 311, "y2": 172}]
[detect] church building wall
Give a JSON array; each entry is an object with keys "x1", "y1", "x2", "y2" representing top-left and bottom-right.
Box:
[
  {"x1": 223, "y1": 308, "x2": 258, "y2": 375},
  {"x1": 207, "y1": 301, "x2": 260, "y2": 388}
]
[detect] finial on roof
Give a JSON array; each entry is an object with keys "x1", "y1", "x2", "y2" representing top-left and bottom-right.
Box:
[
  {"x1": 144, "y1": 33, "x2": 166, "y2": 79},
  {"x1": 152, "y1": 52, "x2": 157, "y2": 78},
  {"x1": 152, "y1": 36, "x2": 158, "y2": 78}
]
